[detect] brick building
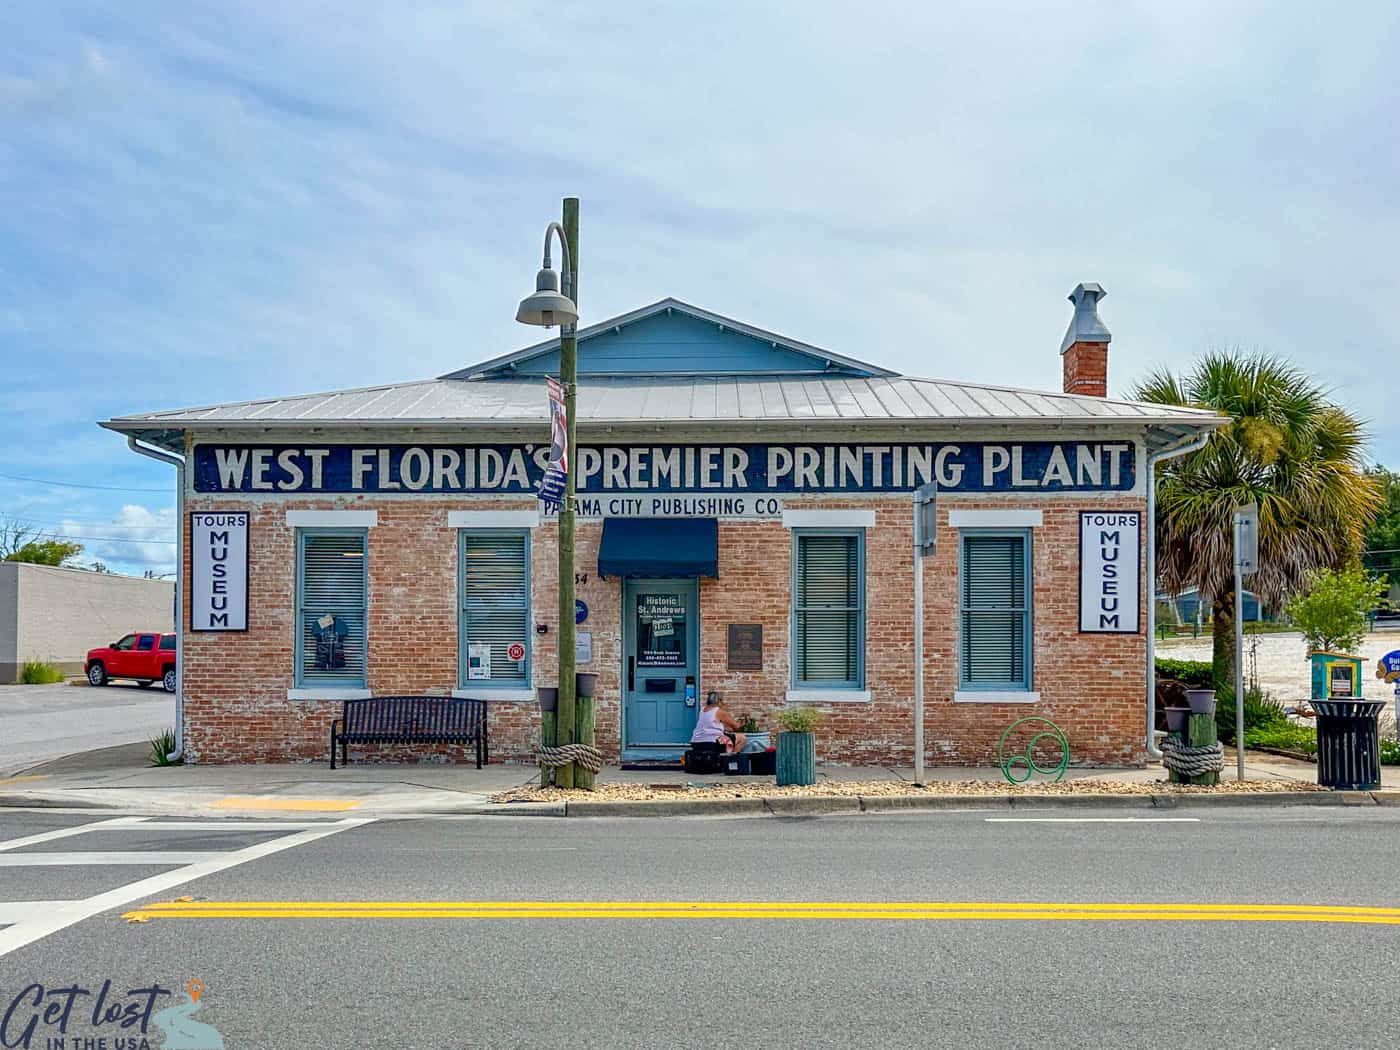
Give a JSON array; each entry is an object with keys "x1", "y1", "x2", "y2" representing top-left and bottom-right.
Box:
[{"x1": 103, "y1": 288, "x2": 1220, "y2": 767}]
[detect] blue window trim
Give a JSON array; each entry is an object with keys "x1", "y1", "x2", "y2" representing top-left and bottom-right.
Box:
[
  {"x1": 957, "y1": 528, "x2": 1033, "y2": 691},
  {"x1": 458, "y1": 528, "x2": 532, "y2": 690},
  {"x1": 790, "y1": 528, "x2": 866, "y2": 690},
  {"x1": 294, "y1": 527, "x2": 369, "y2": 689}
]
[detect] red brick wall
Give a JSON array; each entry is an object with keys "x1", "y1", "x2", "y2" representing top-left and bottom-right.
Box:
[
  {"x1": 1062, "y1": 341, "x2": 1109, "y2": 397},
  {"x1": 181, "y1": 493, "x2": 1147, "y2": 768}
]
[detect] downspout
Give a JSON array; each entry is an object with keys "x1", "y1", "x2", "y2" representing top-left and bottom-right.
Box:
[
  {"x1": 127, "y1": 436, "x2": 185, "y2": 762},
  {"x1": 1145, "y1": 429, "x2": 1213, "y2": 759}
]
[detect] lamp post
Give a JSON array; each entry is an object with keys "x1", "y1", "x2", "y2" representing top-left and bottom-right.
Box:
[{"x1": 516, "y1": 198, "x2": 584, "y2": 788}]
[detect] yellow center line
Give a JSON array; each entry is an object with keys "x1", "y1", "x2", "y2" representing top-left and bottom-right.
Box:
[
  {"x1": 121, "y1": 900, "x2": 1400, "y2": 926},
  {"x1": 0, "y1": 774, "x2": 48, "y2": 786}
]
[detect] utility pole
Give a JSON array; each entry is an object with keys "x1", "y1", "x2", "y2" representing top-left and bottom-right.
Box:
[
  {"x1": 555, "y1": 197, "x2": 580, "y2": 789},
  {"x1": 1233, "y1": 502, "x2": 1259, "y2": 781}
]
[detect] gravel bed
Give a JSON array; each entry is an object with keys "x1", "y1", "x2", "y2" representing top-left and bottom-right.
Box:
[{"x1": 492, "y1": 777, "x2": 1322, "y2": 804}]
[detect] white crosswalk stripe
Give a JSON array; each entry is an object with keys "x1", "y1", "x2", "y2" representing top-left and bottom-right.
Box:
[{"x1": 0, "y1": 814, "x2": 372, "y2": 956}]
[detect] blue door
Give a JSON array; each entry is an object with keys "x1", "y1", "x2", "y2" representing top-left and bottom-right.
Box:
[{"x1": 623, "y1": 579, "x2": 699, "y2": 751}]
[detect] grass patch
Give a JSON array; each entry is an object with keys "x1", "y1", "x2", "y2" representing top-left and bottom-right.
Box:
[
  {"x1": 1246, "y1": 722, "x2": 1318, "y2": 758},
  {"x1": 19, "y1": 661, "x2": 65, "y2": 684},
  {"x1": 148, "y1": 728, "x2": 182, "y2": 766}
]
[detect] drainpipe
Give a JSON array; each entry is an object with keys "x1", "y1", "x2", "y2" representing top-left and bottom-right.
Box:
[
  {"x1": 127, "y1": 436, "x2": 185, "y2": 762},
  {"x1": 1145, "y1": 430, "x2": 1213, "y2": 759}
]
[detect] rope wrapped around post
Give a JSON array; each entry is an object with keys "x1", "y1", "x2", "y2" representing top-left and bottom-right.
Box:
[
  {"x1": 537, "y1": 742, "x2": 605, "y2": 773},
  {"x1": 1160, "y1": 737, "x2": 1224, "y2": 777}
]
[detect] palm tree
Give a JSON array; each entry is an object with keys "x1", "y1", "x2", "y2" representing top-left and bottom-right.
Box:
[{"x1": 1133, "y1": 353, "x2": 1382, "y2": 690}]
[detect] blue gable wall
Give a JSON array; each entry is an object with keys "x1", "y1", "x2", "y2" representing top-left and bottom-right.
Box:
[{"x1": 504, "y1": 310, "x2": 868, "y2": 378}]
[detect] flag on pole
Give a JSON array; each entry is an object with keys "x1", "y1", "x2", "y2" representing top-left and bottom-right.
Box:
[{"x1": 538, "y1": 376, "x2": 568, "y2": 511}]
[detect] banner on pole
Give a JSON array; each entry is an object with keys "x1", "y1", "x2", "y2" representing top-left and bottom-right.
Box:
[{"x1": 538, "y1": 376, "x2": 567, "y2": 511}]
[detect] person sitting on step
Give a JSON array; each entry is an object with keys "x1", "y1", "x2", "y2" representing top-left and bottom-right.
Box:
[{"x1": 691, "y1": 693, "x2": 747, "y2": 754}]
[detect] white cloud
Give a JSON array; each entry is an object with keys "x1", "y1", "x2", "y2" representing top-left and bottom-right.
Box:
[{"x1": 55, "y1": 504, "x2": 177, "y2": 576}]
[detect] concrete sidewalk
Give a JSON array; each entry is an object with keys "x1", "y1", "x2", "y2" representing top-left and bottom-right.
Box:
[{"x1": 0, "y1": 743, "x2": 1381, "y2": 817}]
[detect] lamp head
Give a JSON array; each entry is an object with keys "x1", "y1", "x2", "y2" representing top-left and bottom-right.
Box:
[{"x1": 516, "y1": 267, "x2": 578, "y2": 327}]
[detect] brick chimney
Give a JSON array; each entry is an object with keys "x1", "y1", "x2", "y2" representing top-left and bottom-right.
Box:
[{"x1": 1060, "y1": 282, "x2": 1111, "y2": 397}]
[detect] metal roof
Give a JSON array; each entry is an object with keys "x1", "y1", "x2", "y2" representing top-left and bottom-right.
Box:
[{"x1": 103, "y1": 374, "x2": 1223, "y2": 449}]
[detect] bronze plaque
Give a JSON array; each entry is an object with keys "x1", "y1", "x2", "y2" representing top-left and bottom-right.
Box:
[{"x1": 727, "y1": 624, "x2": 763, "y2": 671}]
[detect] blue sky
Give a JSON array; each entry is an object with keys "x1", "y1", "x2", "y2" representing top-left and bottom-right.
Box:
[{"x1": 3, "y1": 1, "x2": 1398, "y2": 575}]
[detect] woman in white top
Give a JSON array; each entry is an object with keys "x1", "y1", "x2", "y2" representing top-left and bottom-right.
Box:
[{"x1": 691, "y1": 694, "x2": 747, "y2": 753}]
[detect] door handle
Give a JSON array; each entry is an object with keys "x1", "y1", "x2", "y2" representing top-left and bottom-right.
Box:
[{"x1": 627, "y1": 656, "x2": 635, "y2": 691}]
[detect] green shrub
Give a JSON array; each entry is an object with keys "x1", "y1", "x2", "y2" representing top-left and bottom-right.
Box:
[
  {"x1": 1215, "y1": 686, "x2": 1289, "y2": 743},
  {"x1": 774, "y1": 706, "x2": 822, "y2": 734},
  {"x1": 1382, "y1": 739, "x2": 1400, "y2": 766},
  {"x1": 19, "y1": 661, "x2": 65, "y2": 684},
  {"x1": 1286, "y1": 565, "x2": 1387, "y2": 654},
  {"x1": 148, "y1": 728, "x2": 182, "y2": 767},
  {"x1": 1245, "y1": 722, "x2": 1318, "y2": 757},
  {"x1": 1155, "y1": 658, "x2": 1214, "y2": 688}
]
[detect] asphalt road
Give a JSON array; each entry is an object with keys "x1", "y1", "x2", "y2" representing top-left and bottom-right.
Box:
[
  {"x1": 0, "y1": 682, "x2": 173, "y2": 775},
  {"x1": 2, "y1": 806, "x2": 1400, "y2": 1049}
]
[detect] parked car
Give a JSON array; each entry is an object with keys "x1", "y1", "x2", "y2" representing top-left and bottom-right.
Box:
[{"x1": 85, "y1": 632, "x2": 177, "y2": 692}]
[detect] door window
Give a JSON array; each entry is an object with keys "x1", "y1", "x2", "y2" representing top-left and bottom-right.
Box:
[
  {"x1": 635, "y1": 593, "x2": 687, "y2": 667},
  {"x1": 112, "y1": 634, "x2": 137, "y2": 651},
  {"x1": 137, "y1": 635, "x2": 157, "y2": 651}
]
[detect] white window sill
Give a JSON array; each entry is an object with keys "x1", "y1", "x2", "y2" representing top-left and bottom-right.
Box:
[
  {"x1": 287, "y1": 687, "x2": 372, "y2": 701},
  {"x1": 953, "y1": 690, "x2": 1040, "y2": 704},
  {"x1": 785, "y1": 689, "x2": 872, "y2": 704},
  {"x1": 452, "y1": 688, "x2": 536, "y2": 702}
]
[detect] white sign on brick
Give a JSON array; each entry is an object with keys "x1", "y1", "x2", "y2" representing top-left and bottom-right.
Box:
[
  {"x1": 1079, "y1": 511, "x2": 1140, "y2": 633},
  {"x1": 190, "y1": 512, "x2": 249, "y2": 631}
]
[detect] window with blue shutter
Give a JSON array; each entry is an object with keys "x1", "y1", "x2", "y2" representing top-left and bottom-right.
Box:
[
  {"x1": 459, "y1": 530, "x2": 531, "y2": 688},
  {"x1": 959, "y1": 531, "x2": 1032, "y2": 690},
  {"x1": 792, "y1": 531, "x2": 865, "y2": 688},
  {"x1": 296, "y1": 530, "x2": 368, "y2": 688}
]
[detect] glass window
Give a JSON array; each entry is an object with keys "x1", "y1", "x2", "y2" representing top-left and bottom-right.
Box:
[
  {"x1": 137, "y1": 635, "x2": 156, "y2": 651},
  {"x1": 159, "y1": 635, "x2": 176, "y2": 651},
  {"x1": 636, "y1": 592, "x2": 687, "y2": 667},
  {"x1": 960, "y1": 531, "x2": 1032, "y2": 690},
  {"x1": 792, "y1": 531, "x2": 864, "y2": 688},
  {"x1": 296, "y1": 530, "x2": 368, "y2": 688},
  {"x1": 459, "y1": 531, "x2": 530, "y2": 688},
  {"x1": 112, "y1": 634, "x2": 136, "y2": 651}
]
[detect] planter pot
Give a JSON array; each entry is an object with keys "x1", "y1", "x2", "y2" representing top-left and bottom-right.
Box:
[
  {"x1": 537, "y1": 687, "x2": 558, "y2": 713},
  {"x1": 1186, "y1": 689, "x2": 1217, "y2": 715},
  {"x1": 776, "y1": 731, "x2": 816, "y2": 787},
  {"x1": 1163, "y1": 707, "x2": 1190, "y2": 734},
  {"x1": 575, "y1": 672, "x2": 598, "y2": 698}
]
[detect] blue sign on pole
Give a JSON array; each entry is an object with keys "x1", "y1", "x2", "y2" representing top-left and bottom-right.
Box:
[
  {"x1": 575, "y1": 599, "x2": 588, "y2": 625},
  {"x1": 1378, "y1": 651, "x2": 1400, "y2": 684}
]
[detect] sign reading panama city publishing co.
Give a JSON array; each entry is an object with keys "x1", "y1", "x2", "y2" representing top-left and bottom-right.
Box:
[
  {"x1": 194, "y1": 441, "x2": 1137, "y2": 510},
  {"x1": 190, "y1": 512, "x2": 249, "y2": 631},
  {"x1": 1078, "y1": 511, "x2": 1141, "y2": 633}
]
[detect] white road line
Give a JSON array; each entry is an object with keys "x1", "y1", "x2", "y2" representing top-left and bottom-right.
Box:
[
  {"x1": 985, "y1": 817, "x2": 1202, "y2": 824},
  {"x1": 0, "y1": 851, "x2": 225, "y2": 866},
  {"x1": 0, "y1": 817, "x2": 149, "y2": 852},
  {"x1": 0, "y1": 817, "x2": 373, "y2": 958},
  {"x1": 0, "y1": 901, "x2": 73, "y2": 923}
]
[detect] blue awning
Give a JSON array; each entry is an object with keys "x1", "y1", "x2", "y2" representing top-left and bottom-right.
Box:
[{"x1": 598, "y1": 517, "x2": 719, "y2": 579}]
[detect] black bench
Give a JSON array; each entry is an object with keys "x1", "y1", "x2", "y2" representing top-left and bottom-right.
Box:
[{"x1": 330, "y1": 696, "x2": 489, "y2": 769}]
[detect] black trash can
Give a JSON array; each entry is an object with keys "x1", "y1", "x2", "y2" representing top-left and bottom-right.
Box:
[{"x1": 1313, "y1": 698, "x2": 1384, "y2": 791}]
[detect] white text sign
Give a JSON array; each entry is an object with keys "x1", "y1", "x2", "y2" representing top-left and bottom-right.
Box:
[
  {"x1": 190, "y1": 512, "x2": 249, "y2": 631},
  {"x1": 1079, "y1": 511, "x2": 1141, "y2": 633}
]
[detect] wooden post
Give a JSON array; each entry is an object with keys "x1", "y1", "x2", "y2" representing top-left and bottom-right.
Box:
[
  {"x1": 575, "y1": 690, "x2": 596, "y2": 790},
  {"x1": 1169, "y1": 711, "x2": 1220, "y2": 786},
  {"x1": 554, "y1": 197, "x2": 580, "y2": 790},
  {"x1": 539, "y1": 709, "x2": 556, "y2": 789}
]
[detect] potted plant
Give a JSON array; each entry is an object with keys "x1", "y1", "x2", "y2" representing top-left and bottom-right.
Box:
[{"x1": 774, "y1": 706, "x2": 821, "y2": 786}]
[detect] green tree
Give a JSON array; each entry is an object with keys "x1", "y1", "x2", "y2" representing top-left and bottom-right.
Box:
[
  {"x1": 1133, "y1": 353, "x2": 1383, "y2": 690},
  {"x1": 4, "y1": 539, "x2": 85, "y2": 566},
  {"x1": 1285, "y1": 565, "x2": 1388, "y2": 654},
  {"x1": 1362, "y1": 465, "x2": 1400, "y2": 584}
]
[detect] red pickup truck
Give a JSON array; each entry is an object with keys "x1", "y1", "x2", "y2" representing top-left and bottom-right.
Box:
[{"x1": 85, "y1": 633, "x2": 177, "y2": 692}]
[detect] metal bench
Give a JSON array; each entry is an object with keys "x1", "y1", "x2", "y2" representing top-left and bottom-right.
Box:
[{"x1": 330, "y1": 696, "x2": 489, "y2": 769}]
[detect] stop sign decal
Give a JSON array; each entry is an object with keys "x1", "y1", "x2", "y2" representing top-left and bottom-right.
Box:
[{"x1": 507, "y1": 643, "x2": 526, "y2": 662}]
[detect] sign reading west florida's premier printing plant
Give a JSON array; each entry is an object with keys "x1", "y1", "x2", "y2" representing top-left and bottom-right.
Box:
[
  {"x1": 194, "y1": 442, "x2": 1137, "y2": 504},
  {"x1": 190, "y1": 512, "x2": 248, "y2": 631},
  {"x1": 1078, "y1": 511, "x2": 1141, "y2": 633}
]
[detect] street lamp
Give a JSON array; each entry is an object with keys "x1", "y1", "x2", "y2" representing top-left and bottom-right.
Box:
[{"x1": 515, "y1": 198, "x2": 587, "y2": 788}]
